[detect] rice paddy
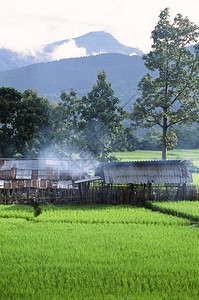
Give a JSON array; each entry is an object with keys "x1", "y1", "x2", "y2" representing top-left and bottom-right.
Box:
[
  {"x1": 147, "y1": 200, "x2": 199, "y2": 222},
  {"x1": 1, "y1": 204, "x2": 199, "y2": 299}
]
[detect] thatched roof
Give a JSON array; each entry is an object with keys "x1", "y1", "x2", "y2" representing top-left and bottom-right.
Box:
[{"x1": 95, "y1": 160, "x2": 193, "y2": 184}]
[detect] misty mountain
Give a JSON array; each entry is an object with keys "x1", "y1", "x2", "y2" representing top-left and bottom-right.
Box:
[
  {"x1": 0, "y1": 48, "x2": 37, "y2": 71},
  {"x1": 44, "y1": 31, "x2": 143, "y2": 56},
  {"x1": 74, "y1": 31, "x2": 143, "y2": 56},
  {"x1": 0, "y1": 53, "x2": 148, "y2": 108},
  {"x1": 0, "y1": 31, "x2": 143, "y2": 72}
]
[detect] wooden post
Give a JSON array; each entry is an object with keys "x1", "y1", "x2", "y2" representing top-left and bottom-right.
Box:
[
  {"x1": 148, "y1": 183, "x2": 152, "y2": 201},
  {"x1": 183, "y1": 183, "x2": 186, "y2": 200}
]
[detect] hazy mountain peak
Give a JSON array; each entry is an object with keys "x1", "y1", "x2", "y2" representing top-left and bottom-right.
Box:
[
  {"x1": 0, "y1": 31, "x2": 143, "y2": 71},
  {"x1": 75, "y1": 31, "x2": 143, "y2": 56}
]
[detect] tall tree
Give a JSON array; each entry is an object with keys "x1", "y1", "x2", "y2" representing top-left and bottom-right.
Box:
[
  {"x1": 133, "y1": 8, "x2": 199, "y2": 159},
  {"x1": 79, "y1": 71, "x2": 126, "y2": 161},
  {"x1": 17, "y1": 89, "x2": 52, "y2": 157},
  {"x1": 52, "y1": 89, "x2": 80, "y2": 157},
  {"x1": 0, "y1": 87, "x2": 22, "y2": 157},
  {"x1": 0, "y1": 88, "x2": 52, "y2": 157}
]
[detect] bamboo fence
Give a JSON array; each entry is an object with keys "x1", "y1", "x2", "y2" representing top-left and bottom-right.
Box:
[{"x1": 0, "y1": 182, "x2": 198, "y2": 205}]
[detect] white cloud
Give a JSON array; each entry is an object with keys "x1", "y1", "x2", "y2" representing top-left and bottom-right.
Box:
[
  {"x1": 91, "y1": 51, "x2": 107, "y2": 56},
  {"x1": 0, "y1": 0, "x2": 198, "y2": 53},
  {"x1": 16, "y1": 45, "x2": 46, "y2": 59},
  {"x1": 49, "y1": 39, "x2": 87, "y2": 60}
]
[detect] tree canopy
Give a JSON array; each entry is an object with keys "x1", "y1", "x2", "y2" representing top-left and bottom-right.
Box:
[
  {"x1": 78, "y1": 71, "x2": 126, "y2": 160},
  {"x1": 133, "y1": 8, "x2": 199, "y2": 159},
  {"x1": 0, "y1": 88, "x2": 52, "y2": 157},
  {"x1": 0, "y1": 87, "x2": 22, "y2": 157},
  {"x1": 51, "y1": 89, "x2": 80, "y2": 158}
]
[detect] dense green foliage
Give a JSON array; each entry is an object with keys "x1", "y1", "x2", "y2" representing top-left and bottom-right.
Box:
[
  {"x1": 0, "y1": 83, "x2": 197, "y2": 158},
  {"x1": 133, "y1": 8, "x2": 199, "y2": 159},
  {"x1": 78, "y1": 71, "x2": 126, "y2": 160},
  {"x1": 0, "y1": 88, "x2": 51, "y2": 157},
  {"x1": 0, "y1": 72, "x2": 126, "y2": 159},
  {"x1": 50, "y1": 89, "x2": 80, "y2": 157},
  {"x1": 0, "y1": 87, "x2": 22, "y2": 156},
  {"x1": 1, "y1": 204, "x2": 199, "y2": 299},
  {"x1": 175, "y1": 126, "x2": 199, "y2": 149}
]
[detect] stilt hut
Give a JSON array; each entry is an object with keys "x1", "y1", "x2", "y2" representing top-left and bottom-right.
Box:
[
  {"x1": 92, "y1": 160, "x2": 196, "y2": 203},
  {"x1": 0, "y1": 158, "x2": 96, "y2": 203}
]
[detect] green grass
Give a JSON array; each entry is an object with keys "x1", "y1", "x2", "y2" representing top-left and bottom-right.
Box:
[
  {"x1": 112, "y1": 149, "x2": 199, "y2": 162},
  {"x1": 147, "y1": 200, "x2": 199, "y2": 222},
  {"x1": 1, "y1": 204, "x2": 199, "y2": 299}
]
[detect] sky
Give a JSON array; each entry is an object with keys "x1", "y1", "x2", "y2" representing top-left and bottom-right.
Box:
[{"x1": 0, "y1": 0, "x2": 198, "y2": 57}]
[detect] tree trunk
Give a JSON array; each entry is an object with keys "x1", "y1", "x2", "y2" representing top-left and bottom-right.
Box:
[
  {"x1": 162, "y1": 116, "x2": 167, "y2": 160},
  {"x1": 162, "y1": 74, "x2": 168, "y2": 160}
]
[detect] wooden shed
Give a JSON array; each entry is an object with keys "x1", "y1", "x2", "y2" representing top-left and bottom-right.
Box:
[{"x1": 88, "y1": 160, "x2": 197, "y2": 204}]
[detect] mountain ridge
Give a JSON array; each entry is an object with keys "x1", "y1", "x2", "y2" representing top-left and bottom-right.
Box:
[
  {"x1": 0, "y1": 53, "x2": 147, "y2": 107},
  {"x1": 0, "y1": 31, "x2": 143, "y2": 72}
]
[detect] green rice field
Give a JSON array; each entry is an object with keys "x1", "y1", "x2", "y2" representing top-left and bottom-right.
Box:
[
  {"x1": 147, "y1": 200, "x2": 199, "y2": 222},
  {"x1": 1, "y1": 203, "x2": 199, "y2": 299}
]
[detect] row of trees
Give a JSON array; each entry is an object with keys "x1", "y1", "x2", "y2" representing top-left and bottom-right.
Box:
[
  {"x1": 0, "y1": 8, "x2": 199, "y2": 160},
  {"x1": 0, "y1": 77, "x2": 198, "y2": 159},
  {"x1": 0, "y1": 72, "x2": 128, "y2": 160}
]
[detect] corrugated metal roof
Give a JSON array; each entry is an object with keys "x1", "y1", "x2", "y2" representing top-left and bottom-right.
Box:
[
  {"x1": 0, "y1": 158, "x2": 94, "y2": 180},
  {"x1": 74, "y1": 176, "x2": 102, "y2": 184},
  {"x1": 97, "y1": 160, "x2": 193, "y2": 184}
]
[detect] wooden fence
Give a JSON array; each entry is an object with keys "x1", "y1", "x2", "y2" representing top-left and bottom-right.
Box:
[
  {"x1": 77, "y1": 183, "x2": 198, "y2": 205},
  {"x1": 0, "y1": 182, "x2": 198, "y2": 205}
]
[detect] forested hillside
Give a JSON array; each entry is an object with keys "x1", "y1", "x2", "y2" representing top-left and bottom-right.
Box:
[{"x1": 0, "y1": 53, "x2": 147, "y2": 105}]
